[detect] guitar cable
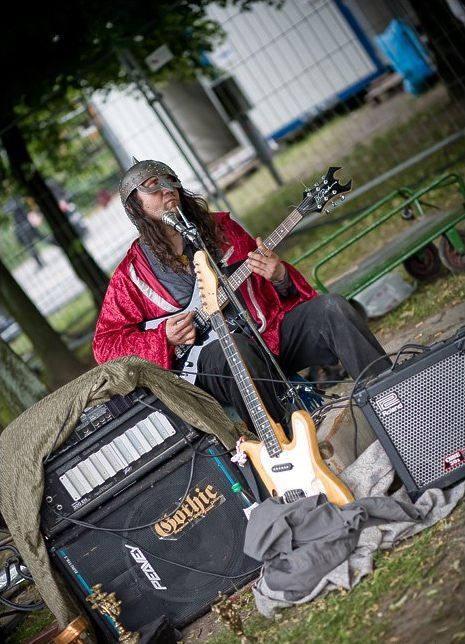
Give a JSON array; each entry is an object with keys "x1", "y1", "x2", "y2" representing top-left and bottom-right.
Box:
[
  {"x1": 0, "y1": 544, "x2": 46, "y2": 612},
  {"x1": 47, "y1": 433, "x2": 262, "y2": 582},
  {"x1": 39, "y1": 347, "x2": 436, "y2": 592},
  {"x1": 43, "y1": 348, "x2": 428, "y2": 537},
  {"x1": 171, "y1": 341, "x2": 354, "y2": 389},
  {"x1": 43, "y1": 387, "x2": 263, "y2": 584},
  {"x1": 169, "y1": 368, "x2": 349, "y2": 396},
  {"x1": 349, "y1": 345, "x2": 430, "y2": 460},
  {"x1": 47, "y1": 406, "x2": 227, "y2": 536}
]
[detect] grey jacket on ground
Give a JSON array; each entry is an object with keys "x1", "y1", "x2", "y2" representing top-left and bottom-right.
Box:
[{"x1": 244, "y1": 492, "x2": 424, "y2": 600}]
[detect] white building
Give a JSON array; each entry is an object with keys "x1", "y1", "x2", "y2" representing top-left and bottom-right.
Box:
[{"x1": 92, "y1": 0, "x2": 391, "y2": 191}]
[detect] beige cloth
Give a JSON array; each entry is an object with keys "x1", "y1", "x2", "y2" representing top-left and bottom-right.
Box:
[
  {"x1": 316, "y1": 405, "x2": 376, "y2": 474},
  {"x1": 0, "y1": 356, "x2": 242, "y2": 630}
]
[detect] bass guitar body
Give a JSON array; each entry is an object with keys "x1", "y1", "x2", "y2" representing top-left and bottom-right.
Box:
[
  {"x1": 239, "y1": 410, "x2": 354, "y2": 506},
  {"x1": 193, "y1": 248, "x2": 354, "y2": 507}
]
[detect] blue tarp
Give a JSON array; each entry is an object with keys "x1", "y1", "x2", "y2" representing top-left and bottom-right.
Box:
[{"x1": 375, "y1": 19, "x2": 435, "y2": 94}]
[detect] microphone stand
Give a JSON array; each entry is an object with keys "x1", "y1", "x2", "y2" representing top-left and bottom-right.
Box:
[{"x1": 176, "y1": 207, "x2": 309, "y2": 416}]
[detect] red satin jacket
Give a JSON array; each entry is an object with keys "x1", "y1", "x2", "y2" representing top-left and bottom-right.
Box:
[{"x1": 93, "y1": 212, "x2": 318, "y2": 368}]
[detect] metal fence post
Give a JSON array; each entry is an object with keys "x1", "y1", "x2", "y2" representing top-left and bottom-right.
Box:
[{"x1": 119, "y1": 49, "x2": 241, "y2": 221}]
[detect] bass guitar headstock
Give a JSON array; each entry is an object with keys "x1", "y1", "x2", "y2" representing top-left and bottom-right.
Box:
[{"x1": 298, "y1": 166, "x2": 352, "y2": 216}]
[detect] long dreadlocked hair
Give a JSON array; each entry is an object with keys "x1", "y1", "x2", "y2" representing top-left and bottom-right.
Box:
[{"x1": 126, "y1": 187, "x2": 227, "y2": 272}]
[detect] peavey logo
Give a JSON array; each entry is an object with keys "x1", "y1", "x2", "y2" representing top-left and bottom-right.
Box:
[
  {"x1": 153, "y1": 482, "x2": 224, "y2": 540},
  {"x1": 125, "y1": 545, "x2": 167, "y2": 590}
]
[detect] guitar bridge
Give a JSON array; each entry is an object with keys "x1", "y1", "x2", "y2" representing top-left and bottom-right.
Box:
[{"x1": 283, "y1": 489, "x2": 306, "y2": 504}]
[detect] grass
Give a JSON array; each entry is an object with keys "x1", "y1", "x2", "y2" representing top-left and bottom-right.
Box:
[
  {"x1": 6, "y1": 504, "x2": 463, "y2": 643},
  {"x1": 238, "y1": 132, "x2": 465, "y2": 246},
  {"x1": 286, "y1": 156, "x2": 465, "y2": 266},
  {"x1": 199, "y1": 503, "x2": 465, "y2": 644},
  {"x1": 8, "y1": 289, "x2": 97, "y2": 367},
  {"x1": 227, "y1": 84, "x2": 465, "y2": 222},
  {"x1": 3, "y1": 608, "x2": 56, "y2": 644},
  {"x1": 369, "y1": 268, "x2": 465, "y2": 337}
]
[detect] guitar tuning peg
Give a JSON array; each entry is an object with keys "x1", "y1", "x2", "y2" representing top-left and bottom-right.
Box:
[{"x1": 340, "y1": 195, "x2": 345, "y2": 200}]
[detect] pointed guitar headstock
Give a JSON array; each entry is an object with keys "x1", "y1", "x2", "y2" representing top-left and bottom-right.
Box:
[
  {"x1": 297, "y1": 166, "x2": 352, "y2": 217},
  {"x1": 193, "y1": 250, "x2": 221, "y2": 316}
]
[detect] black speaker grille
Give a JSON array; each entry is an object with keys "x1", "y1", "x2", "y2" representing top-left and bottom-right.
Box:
[
  {"x1": 369, "y1": 351, "x2": 465, "y2": 487},
  {"x1": 51, "y1": 441, "x2": 258, "y2": 636}
]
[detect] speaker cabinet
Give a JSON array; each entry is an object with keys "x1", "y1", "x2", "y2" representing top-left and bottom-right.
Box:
[
  {"x1": 354, "y1": 328, "x2": 465, "y2": 501},
  {"x1": 48, "y1": 437, "x2": 259, "y2": 640}
]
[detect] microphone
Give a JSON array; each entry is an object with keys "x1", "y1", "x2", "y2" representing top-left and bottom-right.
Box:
[{"x1": 161, "y1": 211, "x2": 198, "y2": 243}]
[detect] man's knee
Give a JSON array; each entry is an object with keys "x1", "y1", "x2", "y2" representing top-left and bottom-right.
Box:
[{"x1": 314, "y1": 293, "x2": 353, "y2": 317}]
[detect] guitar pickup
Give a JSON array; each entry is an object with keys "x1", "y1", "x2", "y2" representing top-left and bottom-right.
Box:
[{"x1": 271, "y1": 463, "x2": 293, "y2": 472}]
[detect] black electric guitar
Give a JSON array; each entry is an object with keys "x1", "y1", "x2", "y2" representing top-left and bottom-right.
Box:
[
  {"x1": 193, "y1": 250, "x2": 354, "y2": 506},
  {"x1": 143, "y1": 166, "x2": 352, "y2": 378}
]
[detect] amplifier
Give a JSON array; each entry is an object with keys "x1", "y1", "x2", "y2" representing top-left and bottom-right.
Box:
[
  {"x1": 48, "y1": 436, "x2": 259, "y2": 639},
  {"x1": 41, "y1": 389, "x2": 199, "y2": 537},
  {"x1": 354, "y1": 328, "x2": 465, "y2": 500}
]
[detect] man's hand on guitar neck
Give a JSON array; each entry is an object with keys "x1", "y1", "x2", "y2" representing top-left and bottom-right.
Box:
[
  {"x1": 247, "y1": 236, "x2": 287, "y2": 283},
  {"x1": 166, "y1": 311, "x2": 196, "y2": 346}
]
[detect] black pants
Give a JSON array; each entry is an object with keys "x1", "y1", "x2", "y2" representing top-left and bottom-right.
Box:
[{"x1": 196, "y1": 294, "x2": 392, "y2": 429}]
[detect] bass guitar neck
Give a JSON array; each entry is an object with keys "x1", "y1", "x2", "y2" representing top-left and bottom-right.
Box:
[
  {"x1": 143, "y1": 166, "x2": 352, "y2": 362},
  {"x1": 194, "y1": 250, "x2": 354, "y2": 506}
]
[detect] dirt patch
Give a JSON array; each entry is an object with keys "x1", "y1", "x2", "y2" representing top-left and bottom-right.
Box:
[
  {"x1": 181, "y1": 581, "x2": 258, "y2": 643},
  {"x1": 377, "y1": 502, "x2": 465, "y2": 644},
  {"x1": 377, "y1": 301, "x2": 465, "y2": 354}
]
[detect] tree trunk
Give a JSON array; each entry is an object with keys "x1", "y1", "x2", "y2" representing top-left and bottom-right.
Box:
[
  {"x1": 0, "y1": 115, "x2": 110, "y2": 309},
  {"x1": 0, "y1": 258, "x2": 87, "y2": 390},
  {"x1": 410, "y1": 0, "x2": 465, "y2": 100},
  {"x1": 0, "y1": 338, "x2": 48, "y2": 430}
]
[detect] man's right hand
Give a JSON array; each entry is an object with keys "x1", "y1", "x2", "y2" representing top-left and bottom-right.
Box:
[{"x1": 166, "y1": 311, "x2": 196, "y2": 346}]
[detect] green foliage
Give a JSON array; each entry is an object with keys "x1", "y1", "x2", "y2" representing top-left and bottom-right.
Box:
[
  {"x1": 0, "y1": 0, "x2": 283, "y2": 252},
  {"x1": 0, "y1": 339, "x2": 48, "y2": 427},
  {"x1": 4, "y1": 607, "x2": 55, "y2": 644},
  {"x1": 1, "y1": 1, "x2": 283, "y2": 120}
]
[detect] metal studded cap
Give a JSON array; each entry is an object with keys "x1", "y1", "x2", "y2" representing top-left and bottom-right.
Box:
[{"x1": 119, "y1": 158, "x2": 180, "y2": 205}]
